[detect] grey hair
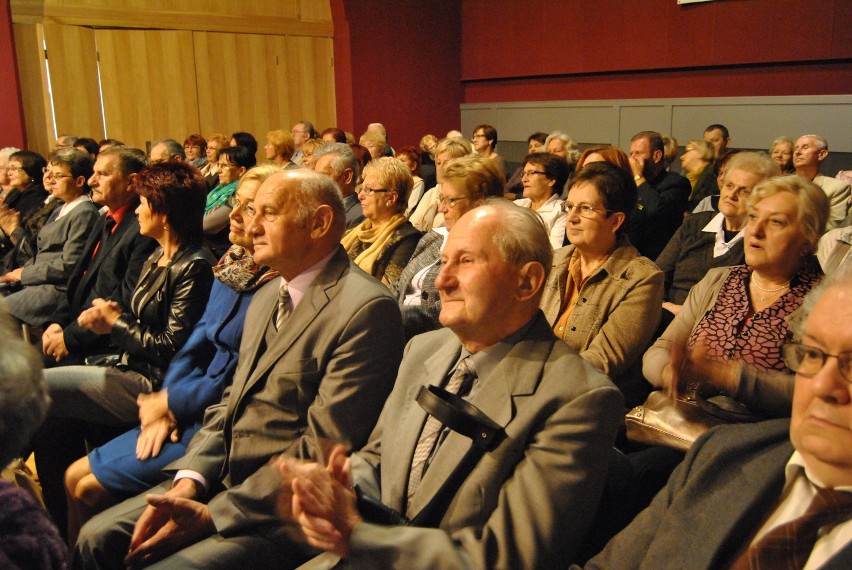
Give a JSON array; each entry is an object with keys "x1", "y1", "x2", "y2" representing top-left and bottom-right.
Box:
[
  {"x1": 99, "y1": 145, "x2": 148, "y2": 177},
  {"x1": 544, "y1": 131, "x2": 581, "y2": 165},
  {"x1": 799, "y1": 134, "x2": 828, "y2": 151},
  {"x1": 313, "y1": 142, "x2": 360, "y2": 181},
  {"x1": 724, "y1": 151, "x2": 780, "y2": 183},
  {"x1": 0, "y1": 302, "x2": 49, "y2": 468},
  {"x1": 769, "y1": 135, "x2": 794, "y2": 153},
  {"x1": 0, "y1": 147, "x2": 20, "y2": 160},
  {"x1": 479, "y1": 200, "x2": 553, "y2": 282},
  {"x1": 288, "y1": 170, "x2": 346, "y2": 239},
  {"x1": 793, "y1": 263, "x2": 852, "y2": 339},
  {"x1": 362, "y1": 156, "x2": 413, "y2": 212},
  {"x1": 152, "y1": 138, "x2": 186, "y2": 160}
]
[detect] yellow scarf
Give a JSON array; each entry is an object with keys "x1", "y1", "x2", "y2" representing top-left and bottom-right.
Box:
[{"x1": 341, "y1": 213, "x2": 407, "y2": 277}]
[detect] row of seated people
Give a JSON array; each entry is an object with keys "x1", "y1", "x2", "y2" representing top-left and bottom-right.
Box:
[{"x1": 0, "y1": 120, "x2": 848, "y2": 566}]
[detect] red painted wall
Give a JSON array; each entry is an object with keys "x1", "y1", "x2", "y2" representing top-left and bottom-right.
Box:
[
  {"x1": 331, "y1": 0, "x2": 463, "y2": 148},
  {"x1": 462, "y1": 0, "x2": 852, "y2": 101},
  {"x1": 0, "y1": 0, "x2": 26, "y2": 149}
]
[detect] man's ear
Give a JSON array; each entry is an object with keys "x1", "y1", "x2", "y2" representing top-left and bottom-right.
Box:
[
  {"x1": 342, "y1": 168, "x2": 354, "y2": 186},
  {"x1": 310, "y1": 204, "x2": 335, "y2": 239},
  {"x1": 652, "y1": 150, "x2": 664, "y2": 164},
  {"x1": 515, "y1": 261, "x2": 546, "y2": 302},
  {"x1": 818, "y1": 148, "x2": 829, "y2": 163}
]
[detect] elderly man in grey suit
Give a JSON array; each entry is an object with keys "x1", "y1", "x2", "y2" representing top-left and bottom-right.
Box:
[
  {"x1": 74, "y1": 170, "x2": 405, "y2": 569},
  {"x1": 278, "y1": 201, "x2": 624, "y2": 568},
  {"x1": 583, "y1": 267, "x2": 852, "y2": 569}
]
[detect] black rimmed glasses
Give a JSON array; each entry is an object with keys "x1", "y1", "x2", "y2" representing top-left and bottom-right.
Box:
[
  {"x1": 561, "y1": 201, "x2": 613, "y2": 218},
  {"x1": 783, "y1": 343, "x2": 852, "y2": 383},
  {"x1": 521, "y1": 170, "x2": 547, "y2": 179}
]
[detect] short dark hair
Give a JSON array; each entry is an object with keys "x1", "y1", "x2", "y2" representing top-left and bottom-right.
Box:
[
  {"x1": 569, "y1": 161, "x2": 637, "y2": 236},
  {"x1": 523, "y1": 152, "x2": 570, "y2": 196},
  {"x1": 704, "y1": 124, "x2": 730, "y2": 139},
  {"x1": 631, "y1": 131, "x2": 665, "y2": 155},
  {"x1": 473, "y1": 124, "x2": 498, "y2": 150},
  {"x1": 74, "y1": 137, "x2": 100, "y2": 157},
  {"x1": 100, "y1": 146, "x2": 148, "y2": 177},
  {"x1": 9, "y1": 150, "x2": 47, "y2": 183},
  {"x1": 133, "y1": 162, "x2": 206, "y2": 247},
  {"x1": 320, "y1": 127, "x2": 347, "y2": 143},
  {"x1": 218, "y1": 145, "x2": 257, "y2": 170},
  {"x1": 49, "y1": 148, "x2": 94, "y2": 186},
  {"x1": 98, "y1": 138, "x2": 124, "y2": 150},
  {"x1": 230, "y1": 132, "x2": 258, "y2": 155},
  {"x1": 527, "y1": 132, "x2": 548, "y2": 145}
]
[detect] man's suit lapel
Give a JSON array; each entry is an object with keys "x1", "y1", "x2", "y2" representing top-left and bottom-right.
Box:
[
  {"x1": 406, "y1": 314, "x2": 554, "y2": 519},
  {"x1": 383, "y1": 337, "x2": 460, "y2": 513},
  {"x1": 232, "y1": 249, "x2": 348, "y2": 405}
]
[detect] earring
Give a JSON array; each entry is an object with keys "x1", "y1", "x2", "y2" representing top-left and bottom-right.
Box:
[{"x1": 386, "y1": 201, "x2": 391, "y2": 207}]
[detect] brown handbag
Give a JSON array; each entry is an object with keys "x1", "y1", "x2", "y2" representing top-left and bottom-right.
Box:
[{"x1": 625, "y1": 389, "x2": 759, "y2": 452}]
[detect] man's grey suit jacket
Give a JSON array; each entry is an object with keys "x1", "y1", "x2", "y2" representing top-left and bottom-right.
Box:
[
  {"x1": 585, "y1": 418, "x2": 852, "y2": 569},
  {"x1": 170, "y1": 246, "x2": 405, "y2": 539},
  {"x1": 308, "y1": 312, "x2": 624, "y2": 569}
]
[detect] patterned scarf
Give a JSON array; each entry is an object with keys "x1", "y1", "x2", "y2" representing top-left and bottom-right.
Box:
[
  {"x1": 205, "y1": 181, "x2": 238, "y2": 214},
  {"x1": 212, "y1": 244, "x2": 278, "y2": 293}
]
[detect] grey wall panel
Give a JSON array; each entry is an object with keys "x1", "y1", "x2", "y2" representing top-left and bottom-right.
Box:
[{"x1": 461, "y1": 95, "x2": 852, "y2": 164}]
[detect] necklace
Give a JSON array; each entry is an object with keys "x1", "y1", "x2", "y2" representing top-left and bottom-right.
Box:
[{"x1": 751, "y1": 274, "x2": 790, "y2": 303}]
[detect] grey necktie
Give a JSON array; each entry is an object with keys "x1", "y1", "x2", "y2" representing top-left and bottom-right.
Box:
[
  {"x1": 406, "y1": 356, "x2": 476, "y2": 510},
  {"x1": 274, "y1": 282, "x2": 290, "y2": 331}
]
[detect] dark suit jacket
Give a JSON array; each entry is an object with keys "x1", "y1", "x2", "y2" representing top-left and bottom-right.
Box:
[
  {"x1": 585, "y1": 419, "x2": 852, "y2": 570},
  {"x1": 625, "y1": 170, "x2": 691, "y2": 260},
  {"x1": 56, "y1": 208, "x2": 157, "y2": 356},
  {"x1": 169, "y1": 247, "x2": 405, "y2": 540},
  {"x1": 317, "y1": 313, "x2": 623, "y2": 569}
]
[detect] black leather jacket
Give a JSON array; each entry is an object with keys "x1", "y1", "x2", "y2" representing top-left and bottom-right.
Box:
[{"x1": 110, "y1": 244, "x2": 215, "y2": 388}]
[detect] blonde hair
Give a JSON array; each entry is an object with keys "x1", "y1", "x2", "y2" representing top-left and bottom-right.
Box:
[
  {"x1": 362, "y1": 156, "x2": 413, "y2": 212},
  {"x1": 442, "y1": 155, "x2": 505, "y2": 201},
  {"x1": 266, "y1": 130, "x2": 295, "y2": 161},
  {"x1": 746, "y1": 175, "x2": 829, "y2": 246}
]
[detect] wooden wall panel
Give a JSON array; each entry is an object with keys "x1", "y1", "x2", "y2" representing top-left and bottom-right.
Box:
[
  {"x1": 12, "y1": 22, "x2": 52, "y2": 156},
  {"x1": 95, "y1": 28, "x2": 200, "y2": 150},
  {"x1": 43, "y1": 22, "x2": 103, "y2": 140},
  {"x1": 194, "y1": 32, "x2": 335, "y2": 147},
  {"x1": 12, "y1": 0, "x2": 330, "y2": 36}
]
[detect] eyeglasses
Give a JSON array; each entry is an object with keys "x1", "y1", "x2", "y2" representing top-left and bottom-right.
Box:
[
  {"x1": 227, "y1": 195, "x2": 256, "y2": 217},
  {"x1": 42, "y1": 167, "x2": 74, "y2": 181},
  {"x1": 359, "y1": 186, "x2": 390, "y2": 196},
  {"x1": 6, "y1": 165, "x2": 23, "y2": 173},
  {"x1": 218, "y1": 162, "x2": 236, "y2": 170},
  {"x1": 439, "y1": 194, "x2": 472, "y2": 208},
  {"x1": 521, "y1": 170, "x2": 548, "y2": 179},
  {"x1": 561, "y1": 202, "x2": 613, "y2": 218},
  {"x1": 783, "y1": 343, "x2": 852, "y2": 384},
  {"x1": 472, "y1": 134, "x2": 486, "y2": 140}
]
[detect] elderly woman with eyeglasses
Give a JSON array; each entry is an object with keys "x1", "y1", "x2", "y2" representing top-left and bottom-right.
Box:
[
  {"x1": 341, "y1": 157, "x2": 422, "y2": 286},
  {"x1": 391, "y1": 155, "x2": 505, "y2": 338},
  {"x1": 645, "y1": 175, "x2": 828, "y2": 417},
  {"x1": 514, "y1": 152, "x2": 570, "y2": 249},
  {"x1": 541, "y1": 162, "x2": 664, "y2": 406}
]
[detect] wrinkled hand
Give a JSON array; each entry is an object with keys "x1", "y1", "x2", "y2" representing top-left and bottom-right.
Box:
[
  {"x1": 77, "y1": 298, "x2": 122, "y2": 334},
  {"x1": 125, "y1": 481, "x2": 212, "y2": 569},
  {"x1": 277, "y1": 445, "x2": 361, "y2": 557},
  {"x1": 663, "y1": 334, "x2": 740, "y2": 400},
  {"x1": 0, "y1": 203, "x2": 19, "y2": 235},
  {"x1": 42, "y1": 324, "x2": 70, "y2": 362}
]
